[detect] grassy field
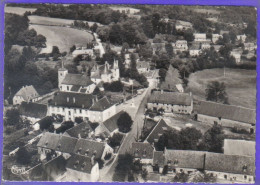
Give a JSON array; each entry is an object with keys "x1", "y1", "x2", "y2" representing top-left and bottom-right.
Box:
[
  {"x1": 29, "y1": 24, "x2": 94, "y2": 53},
  {"x1": 187, "y1": 68, "x2": 256, "y2": 109},
  {"x1": 28, "y1": 15, "x2": 102, "y2": 27},
  {"x1": 5, "y1": 7, "x2": 36, "y2": 15}
]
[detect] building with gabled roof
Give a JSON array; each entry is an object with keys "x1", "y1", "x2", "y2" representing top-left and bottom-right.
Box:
[
  {"x1": 131, "y1": 142, "x2": 154, "y2": 164},
  {"x1": 58, "y1": 66, "x2": 96, "y2": 94},
  {"x1": 189, "y1": 44, "x2": 201, "y2": 56},
  {"x1": 47, "y1": 92, "x2": 116, "y2": 122},
  {"x1": 194, "y1": 33, "x2": 207, "y2": 42},
  {"x1": 65, "y1": 122, "x2": 94, "y2": 139},
  {"x1": 147, "y1": 90, "x2": 193, "y2": 114},
  {"x1": 144, "y1": 119, "x2": 173, "y2": 144},
  {"x1": 66, "y1": 154, "x2": 100, "y2": 182},
  {"x1": 196, "y1": 100, "x2": 256, "y2": 133},
  {"x1": 13, "y1": 85, "x2": 39, "y2": 105},
  {"x1": 175, "y1": 20, "x2": 193, "y2": 30},
  {"x1": 90, "y1": 60, "x2": 120, "y2": 84},
  {"x1": 223, "y1": 139, "x2": 255, "y2": 158},
  {"x1": 136, "y1": 60, "x2": 150, "y2": 74},
  {"x1": 212, "y1": 34, "x2": 222, "y2": 44}
]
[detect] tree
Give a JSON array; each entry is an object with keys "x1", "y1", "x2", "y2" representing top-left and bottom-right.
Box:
[
  {"x1": 172, "y1": 172, "x2": 189, "y2": 182},
  {"x1": 179, "y1": 127, "x2": 202, "y2": 150},
  {"x1": 113, "y1": 153, "x2": 134, "y2": 181},
  {"x1": 5, "y1": 108, "x2": 20, "y2": 126},
  {"x1": 141, "y1": 168, "x2": 148, "y2": 181},
  {"x1": 156, "y1": 133, "x2": 168, "y2": 151},
  {"x1": 103, "y1": 81, "x2": 124, "y2": 92},
  {"x1": 117, "y1": 112, "x2": 133, "y2": 133},
  {"x1": 165, "y1": 43, "x2": 173, "y2": 57},
  {"x1": 75, "y1": 117, "x2": 83, "y2": 124},
  {"x1": 90, "y1": 23, "x2": 98, "y2": 32},
  {"x1": 39, "y1": 116, "x2": 54, "y2": 131},
  {"x1": 70, "y1": 45, "x2": 76, "y2": 53},
  {"x1": 199, "y1": 124, "x2": 224, "y2": 153},
  {"x1": 108, "y1": 133, "x2": 124, "y2": 148},
  {"x1": 16, "y1": 147, "x2": 31, "y2": 165},
  {"x1": 159, "y1": 68, "x2": 167, "y2": 82},
  {"x1": 205, "y1": 81, "x2": 229, "y2": 104},
  {"x1": 56, "y1": 121, "x2": 74, "y2": 133},
  {"x1": 51, "y1": 46, "x2": 60, "y2": 57}
]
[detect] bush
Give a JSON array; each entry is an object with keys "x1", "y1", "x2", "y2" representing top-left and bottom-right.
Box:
[
  {"x1": 56, "y1": 121, "x2": 74, "y2": 133},
  {"x1": 103, "y1": 81, "x2": 124, "y2": 92},
  {"x1": 39, "y1": 116, "x2": 54, "y2": 131},
  {"x1": 117, "y1": 112, "x2": 133, "y2": 133},
  {"x1": 108, "y1": 133, "x2": 124, "y2": 148},
  {"x1": 75, "y1": 117, "x2": 83, "y2": 124},
  {"x1": 231, "y1": 127, "x2": 250, "y2": 134},
  {"x1": 104, "y1": 153, "x2": 112, "y2": 160}
]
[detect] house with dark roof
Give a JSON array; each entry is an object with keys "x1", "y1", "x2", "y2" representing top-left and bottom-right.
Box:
[
  {"x1": 95, "y1": 111, "x2": 125, "y2": 136},
  {"x1": 136, "y1": 60, "x2": 150, "y2": 74},
  {"x1": 175, "y1": 20, "x2": 193, "y2": 30},
  {"x1": 66, "y1": 154, "x2": 99, "y2": 182},
  {"x1": 58, "y1": 66, "x2": 96, "y2": 94},
  {"x1": 131, "y1": 142, "x2": 155, "y2": 164},
  {"x1": 189, "y1": 44, "x2": 201, "y2": 57},
  {"x1": 13, "y1": 85, "x2": 39, "y2": 105},
  {"x1": 64, "y1": 122, "x2": 94, "y2": 139},
  {"x1": 144, "y1": 119, "x2": 173, "y2": 144},
  {"x1": 37, "y1": 132, "x2": 113, "y2": 161},
  {"x1": 19, "y1": 102, "x2": 47, "y2": 124},
  {"x1": 147, "y1": 90, "x2": 193, "y2": 114},
  {"x1": 223, "y1": 139, "x2": 255, "y2": 158},
  {"x1": 47, "y1": 92, "x2": 116, "y2": 122},
  {"x1": 196, "y1": 101, "x2": 256, "y2": 133},
  {"x1": 90, "y1": 60, "x2": 120, "y2": 84}
]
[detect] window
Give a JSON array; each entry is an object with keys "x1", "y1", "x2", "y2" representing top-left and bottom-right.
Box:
[
  {"x1": 68, "y1": 111, "x2": 71, "y2": 116},
  {"x1": 80, "y1": 110, "x2": 82, "y2": 114},
  {"x1": 244, "y1": 175, "x2": 247, "y2": 180},
  {"x1": 224, "y1": 175, "x2": 227, "y2": 179},
  {"x1": 67, "y1": 86, "x2": 69, "y2": 91}
]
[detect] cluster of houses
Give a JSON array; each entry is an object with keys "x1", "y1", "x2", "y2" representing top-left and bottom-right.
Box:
[{"x1": 131, "y1": 119, "x2": 255, "y2": 183}]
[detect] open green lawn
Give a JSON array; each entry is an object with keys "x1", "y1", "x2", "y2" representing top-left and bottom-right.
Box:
[
  {"x1": 187, "y1": 68, "x2": 256, "y2": 109},
  {"x1": 5, "y1": 7, "x2": 36, "y2": 15},
  {"x1": 28, "y1": 15, "x2": 102, "y2": 27},
  {"x1": 29, "y1": 24, "x2": 94, "y2": 53}
]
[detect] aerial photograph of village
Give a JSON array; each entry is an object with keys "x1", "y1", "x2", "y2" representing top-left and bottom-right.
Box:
[{"x1": 2, "y1": 3, "x2": 257, "y2": 183}]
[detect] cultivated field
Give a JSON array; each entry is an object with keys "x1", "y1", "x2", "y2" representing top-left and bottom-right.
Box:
[
  {"x1": 29, "y1": 24, "x2": 94, "y2": 53},
  {"x1": 5, "y1": 6, "x2": 36, "y2": 15},
  {"x1": 28, "y1": 15, "x2": 102, "y2": 27},
  {"x1": 187, "y1": 68, "x2": 256, "y2": 109}
]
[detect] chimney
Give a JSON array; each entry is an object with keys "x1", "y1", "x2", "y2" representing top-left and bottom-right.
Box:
[
  {"x1": 73, "y1": 97, "x2": 76, "y2": 103},
  {"x1": 67, "y1": 97, "x2": 69, "y2": 102},
  {"x1": 78, "y1": 133, "x2": 81, "y2": 139},
  {"x1": 190, "y1": 92, "x2": 192, "y2": 97},
  {"x1": 82, "y1": 104, "x2": 85, "y2": 108},
  {"x1": 91, "y1": 155, "x2": 95, "y2": 166},
  {"x1": 161, "y1": 89, "x2": 163, "y2": 94}
]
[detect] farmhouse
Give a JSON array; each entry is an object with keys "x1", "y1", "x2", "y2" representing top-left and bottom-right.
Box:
[
  {"x1": 13, "y1": 85, "x2": 39, "y2": 105},
  {"x1": 58, "y1": 67, "x2": 96, "y2": 94},
  {"x1": 201, "y1": 42, "x2": 211, "y2": 50},
  {"x1": 237, "y1": 34, "x2": 247, "y2": 42},
  {"x1": 147, "y1": 90, "x2": 193, "y2": 114},
  {"x1": 194, "y1": 33, "x2": 207, "y2": 42},
  {"x1": 175, "y1": 20, "x2": 193, "y2": 30},
  {"x1": 244, "y1": 43, "x2": 256, "y2": 51},
  {"x1": 91, "y1": 60, "x2": 120, "y2": 83},
  {"x1": 230, "y1": 51, "x2": 241, "y2": 64},
  {"x1": 196, "y1": 101, "x2": 256, "y2": 133},
  {"x1": 66, "y1": 154, "x2": 100, "y2": 182},
  {"x1": 47, "y1": 92, "x2": 116, "y2": 122},
  {"x1": 136, "y1": 60, "x2": 150, "y2": 74},
  {"x1": 131, "y1": 142, "x2": 154, "y2": 164},
  {"x1": 64, "y1": 122, "x2": 94, "y2": 139},
  {"x1": 212, "y1": 34, "x2": 222, "y2": 43},
  {"x1": 172, "y1": 40, "x2": 188, "y2": 53},
  {"x1": 19, "y1": 102, "x2": 47, "y2": 124},
  {"x1": 189, "y1": 45, "x2": 201, "y2": 57},
  {"x1": 223, "y1": 139, "x2": 255, "y2": 157}
]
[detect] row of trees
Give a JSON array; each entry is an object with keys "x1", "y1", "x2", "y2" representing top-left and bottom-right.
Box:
[{"x1": 156, "y1": 124, "x2": 224, "y2": 153}]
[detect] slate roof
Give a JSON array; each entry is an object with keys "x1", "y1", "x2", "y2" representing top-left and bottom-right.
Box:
[
  {"x1": 66, "y1": 154, "x2": 95, "y2": 174},
  {"x1": 165, "y1": 149, "x2": 206, "y2": 170},
  {"x1": 101, "y1": 111, "x2": 124, "y2": 132},
  {"x1": 189, "y1": 45, "x2": 201, "y2": 50},
  {"x1": 73, "y1": 138, "x2": 105, "y2": 159},
  {"x1": 65, "y1": 122, "x2": 93, "y2": 139},
  {"x1": 70, "y1": 85, "x2": 81, "y2": 92},
  {"x1": 205, "y1": 152, "x2": 255, "y2": 176},
  {"x1": 89, "y1": 97, "x2": 113, "y2": 111},
  {"x1": 148, "y1": 91, "x2": 192, "y2": 106},
  {"x1": 55, "y1": 135, "x2": 78, "y2": 154},
  {"x1": 14, "y1": 85, "x2": 39, "y2": 101},
  {"x1": 49, "y1": 92, "x2": 94, "y2": 109},
  {"x1": 153, "y1": 151, "x2": 165, "y2": 166},
  {"x1": 197, "y1": 101, "x2": 256, "y2": 124},
  {"x1": 61, "y1": 74, "x2": 93, "y2": 86},
  {"x1": 145, "y1": 119, "x2": 173, "y2": 144},
  {"x1": 37, "y1": 132, "x2": 61, "y2": 150},
  {"x1": 131, "y1": 142, "x2": 154, "y2": 159},
  {"x1": 224, "y1": 139, "x2": 255, "y2": 157},
  {"x1": 19, "y1": 102, "x2": 47, "y2": 118}
]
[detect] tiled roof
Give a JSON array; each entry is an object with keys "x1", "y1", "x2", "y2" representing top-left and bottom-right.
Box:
[
  {"x1": 49, "y1": 92, "x2": 94, "y2": 109},
  {"x1": 176, "y1": 20, "x2": 192, "y2": 27},
  {"x1": 37, "y1": 132, "x2": 61, "y2": 150},
  {"x1": 65, "y1": 122, "x2": 93, "y2": 139},
  {"x1": 19, "y1": 102, "x2": 47, "y2": 118},
  {"x1": 197, "y1": 101, "x2": 256, "y2": 124},
  {"x1": 137, "y1": 61, "x2": 150, "y2": 69},
  {"x1": 70, "y1": 85, "x2": 81, "y2": 92},
  {"x1": 131, "y1": 142, "x2": 154, "y2": 159},
  {"x1": 224, "y1": 139, "x2": 255, "y2": 157},
  {"x1": 61, "y1": 73, "x2": 93, "y2": 86},
  {"x1": 189, "y1": 45, "x2": 200, "y2": 50},
  {"x1": 66, "y1": 154, "x2": 95, "y2": 174},
  {"x1": 148, "y1": 91, "x2": 192, "y2": 106},
  {"x1": 145, "y1": 119, "x2": 173, "y2": 144},
  {"x1": 90, "y1": 97, "x2": 113, "y2": 111},
  {"x1": 153, "y1": 151, "x2": 165, "y2": 166},
  {"x1": 14, "y1": 85, "x2": 39, "y2": 101},
  {"x1": 165, "y1": 149, "x2": 206, "y2": 170},
  {"x1": 73, "y1": 138, "x2": 105, "y2": 159},
  {"x1": 205, "y1": 152, "x2": 255, "y2": 176},
  {"x1": 102, "y1": 111, "x2": 125, "y2": 132},
  {"x1": 55, "y1": 135, "x2": 78, "y2": 154}
]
